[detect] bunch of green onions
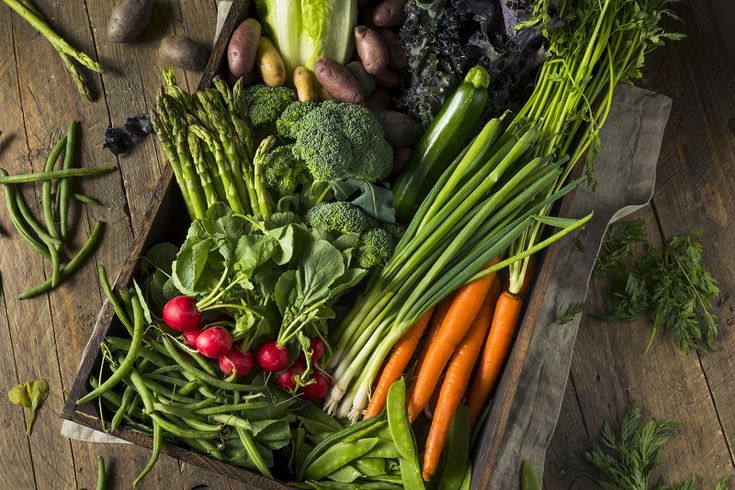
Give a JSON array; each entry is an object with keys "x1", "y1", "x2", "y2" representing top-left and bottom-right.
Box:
[
  {"x1": 326, "y1": 0, "x2": 680, "y2": 421},
  {"x1": 153, "y1": 70, "x2": 265, "y2": 221}
]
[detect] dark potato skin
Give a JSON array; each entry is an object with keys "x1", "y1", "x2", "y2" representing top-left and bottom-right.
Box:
[
  {"x1": 107, "y1": 0, "x2": 152, "y2": 43},
  {"x1": 374, "y1": 67, "x2": 401, "y2": 89},
  {"x1": 378, "y1": 29, "x2": 407, "y2": 69},
  {"x1": 371, "y1": 0, "x2": 407, "y2": 28},
  {"x1": 371, "y1": 109, "x2": 424, "y2": 148},
  {"x1": 315, "y1": 58, "x2": 365, "y2": 104},
  {"x1": 355, "y1": 26, "x2": 390, "y2": 75},
  {"x1": 364, "y1": 88, "x2": 392, "y2": 110},
  {"x1": 227, "y1": 19, "x2": 261, "y2": 78},
  {"x1": 345, "y1": 61, "x2": 376, "y2": 97},
  {"x1": 159, "y1": 35, "x2": 207, "y2": 71}
]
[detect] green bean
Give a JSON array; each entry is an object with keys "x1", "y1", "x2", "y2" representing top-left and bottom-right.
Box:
[
  {"x1": 72, "y1": 192, "x2": 101, "y2": 206},
  {"x1": 305, "y1": 438, "x2": 380, "y2": 481},
  {"x1": 150, "y1": 402, "x2": 222, "y2": 431},
  {"x1": 150, "y1": 365, "x2": 184, "y2": 375},
  {"x1": 132, "y1": 420, "x2": 162, "y2": 488},
  {"x1": 144, "y1": 373, "x2": 192, "y2": 388},
  {"x1": 237, "y1": 427, "x2": 273, "y2": 478},
  {"x1": 77, "y1": 291, "x2": 143, "y2": 404},
  {"x1": 95, "y1": 455, "x2": 106, "y2": 490},
  {"x1": 98, "y1": 266, "x2": 134, "y2": 335},
  {"x1": 1, "y1": 174, "x2": 51, "y2": 259},
  {"x1": 194, "y1": 401, "x2": 270, "y2": 415},
  {"x1": 148, "y1": 413, "x2": 220, "y2": 439},
  {"x1": 89, "y1": 376, "x2": 122, "y2": 407},
  {"x1": 42, "y1": 136, "x2": 65, "y2": 287},
  {"x1": 139, "y1": 377, "x2": 198, "y2": 404},
  {"x1": 13, "y1": 191, "x2": 62, "y2": 246},
  {"x1": 179, "y1": 415, "x2": 225, "y2": 434},
  {"x1": 167, "y1": 336, "x2": 217, "y2": 376},
  {"x1": 19, "y1": 220, "x2": 104, "y2": 299},
  {"x1": 58, "y1": 121, "x2": 77, "y2": 239},
  {"x1": 183, "y1": 437, "x2": 224, "y2": 460},
  {"x1": 105, "y1": 337, "x2": 169, "y2": 367},
  {"x1": 209, "y1": 413, "x2": 252, "y2": 431},
  {"x1": 168, "y1": 398, "x2": 216, "y2": 411},
  {"x1": 177, "y1": 378, "x2": 201, "y2": 396},
  {"x1": 111, "y1": 385, "x2": 134, "y2": 433},
  {"x1": 0, "y1": 166, "x2": 115, "y2": 184},
  {"x1": 160, "y1": 336, "x2": 263, "y2": 392}
]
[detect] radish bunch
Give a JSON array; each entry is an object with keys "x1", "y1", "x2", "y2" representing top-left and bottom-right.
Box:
[{"x1": 162, "y1": 296, "x2": 330, "y2": 399}]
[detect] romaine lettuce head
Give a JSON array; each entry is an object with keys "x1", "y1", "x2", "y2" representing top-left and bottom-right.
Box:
[{"x1": 255, "y1": 0, "x2": 358, "y2": 75}]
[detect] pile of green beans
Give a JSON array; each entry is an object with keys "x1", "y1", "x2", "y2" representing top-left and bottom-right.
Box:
[
  {"x1": 81, "y1": 266, "x2": 295, "y2": 487},
  {"x1": 0, "y1": 121, "x2": 111, "y2": 299},
  {"x1": 292, "y1": 378, "x2": 428, "y2": 490}
]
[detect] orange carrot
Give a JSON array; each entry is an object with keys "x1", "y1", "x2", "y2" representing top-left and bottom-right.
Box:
[
  {"x1": 407, "y1": 257, "x2": 500, "y2": 421},
  {"x1": 422, "y1": 283, "x2": 498, "y2": 481},
  {"x1": 466, "y1": 289, "x2": 524, "y2": 424},
  {"x1": 408, "y1": 292, "x2": 454, "y2": 391},
  {"x1": 364, "y1": 307, "x2": 435, "y2": 419}
]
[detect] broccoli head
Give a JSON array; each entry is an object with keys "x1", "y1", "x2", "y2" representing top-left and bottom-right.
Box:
[
  {"x1": 359, "y1": 228, "x2": 396, "y2": 269},
  {"x1": 289, "y1": 101, "x2": 393, "y2": 183},
  {"x1": 381, "y1": 222, "x2": 407, "y2": 242},
  {"x1": 245, "y1": 84, "x2": 297, "y2": 128},
  {"x1": 261, "y1": 144, "x2": 305, "y2": 196},
  {"x1": 306, "y1": 201, "x2": 377, "y2": 235},
  {"x1": 276, "y1": 101, "x2": 318, "y2": 139}
]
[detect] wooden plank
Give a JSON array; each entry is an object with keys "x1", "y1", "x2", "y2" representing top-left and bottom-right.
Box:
[
  {"x1": 543, "y1": 380, "x2": 596, "y2": 489},
  {"x1": 644, "y1": 0, "x2": 735, "y2": 472},
  {"x1": 0, "y1": 12, "x2": 39, "y2": 489},
  {"x1": 567, "y1": 207, "x2": 733, "y2": 485}
]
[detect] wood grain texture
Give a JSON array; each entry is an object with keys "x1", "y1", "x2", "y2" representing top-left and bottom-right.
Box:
[{"x1": 547, "y1": 1, "x2": 735, "y2": 486}]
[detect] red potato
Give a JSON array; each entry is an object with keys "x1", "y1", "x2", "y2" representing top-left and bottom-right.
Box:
[
  {"x1": 378, "y1": 29, "x2": 407, "y2": 69},
  {"x1": 345, "y1": 61, "x2": 376, "y2": 97},
  {"x1": 374, "y1": 67, "x2": 401, "y2": 89},
  {"x1": 228, "y1": 18, "x2": 261, "y2": 78},
  {"x1": 354, "y1": 26, "x2": 389, "y2": 75},
  {"x1": 314, "y1": 58, "x2": 364, "y2": 104},
  {"x1": 364, "y1": 88, "x2": 392, "y2": 110},
  {"x1": 371, "y1": 0, "x2": 407, "y2": 27}
]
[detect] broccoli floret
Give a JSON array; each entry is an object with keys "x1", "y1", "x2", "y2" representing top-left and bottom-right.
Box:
[
  {"x1": 261, "y1": 144, "x2": 305, "y2": 196},
  {"x1": 306, "y1": 201, "x2": 376, "y2": 235},
  {"x1": 381, "y1": 222, "x2": 407, "y2": 242},
  {"x1": 276, "y1": 101, "x2": 318, "y2": 139},
  {"x1": 245, "y1": 84, "x2": 297, "y2": 128},
  {"x1": 290, "y1": 101, "x2": 393, "y2": 182},
  {"x1": 359, "y1": 228, "x2": 396, "y2": 269}
]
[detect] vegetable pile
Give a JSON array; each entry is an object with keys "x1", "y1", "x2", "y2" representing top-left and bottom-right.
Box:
[{"x1": 74, "y1": 0, "x2": 682, "y2": 487}]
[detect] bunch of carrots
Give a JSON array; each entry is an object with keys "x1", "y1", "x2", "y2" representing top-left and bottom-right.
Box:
[{"x1": 364, "y1": 255, "x2": 536, "y2": 480}]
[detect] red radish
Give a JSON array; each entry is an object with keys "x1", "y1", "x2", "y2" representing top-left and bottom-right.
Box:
[
  {"x1": 276, "y1": 362, "x2": 305, "y2": 391},
  {"x1": 196, "y1": 326, "x2": 233, "y2": 358},
  {"x1": 310, "y1": 338, "x2": 326, "y2": 362},
  {"x1": 162, "y1": 296, "x2": 202, "y2": 332},
  {"x1": 301, "y1": 370, "x2": 330, "y2": 400},
  {"x1": 256, "y1": 341, "x2": 289, "y2": 372},
  {"x1": 218, "y1": 348, "x2": 253, "y2": 377},
  {"x1": 183, "y1": 327, "x2": 203, "y2": 348}
]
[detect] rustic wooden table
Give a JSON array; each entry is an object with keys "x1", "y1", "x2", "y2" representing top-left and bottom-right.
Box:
[{"x1": 0, "y1": 1, "x2": 732, "y2": 489}]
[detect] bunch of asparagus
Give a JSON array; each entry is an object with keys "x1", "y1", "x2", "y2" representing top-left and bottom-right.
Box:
[
  {"x1": 153, "y1": 70, "x2": 259, "y2": 220},
  {"x1": 2, "y1": 0, "x2": 104, "y2": 100},
  {"x1": 0, "y1": 123, "x2": 114, "y2": 298}
]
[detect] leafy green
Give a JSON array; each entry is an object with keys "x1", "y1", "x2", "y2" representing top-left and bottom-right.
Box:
[
  {"x1": 254, "y1": 0, "x2": 358, "y2": 74},
  {"x1": 551, "y1": 302, "x2": 585, "y2": 326},
  {"x1": 586, "y1": 405, "x2": 728, "y2": 490},
  {"x1": 597, "y1": 221, "x2": 720, "y2": 353},
  {"x1": 8, "y1": 378, "x2": 49, "y2": 435}
]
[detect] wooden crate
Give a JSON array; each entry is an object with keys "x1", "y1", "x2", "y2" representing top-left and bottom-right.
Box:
[{"x1": 61, "y1": 1, "x2": 571, "y2": 486}]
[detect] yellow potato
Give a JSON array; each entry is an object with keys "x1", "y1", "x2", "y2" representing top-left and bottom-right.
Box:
[
  {"x1": 293, "y1": 66, "x2": 318, "y2": 102},
  {"x1": 256, "y1": 37, "x2": 286, "y2": 87}
]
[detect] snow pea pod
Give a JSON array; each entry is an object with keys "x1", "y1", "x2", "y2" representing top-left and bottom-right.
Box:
[
  {"x1": 299, "y1": 415, "x2": 384, "y2": 480},
  {"x1": 326, "y1": 464, "x2": 362, "y2": 483},
  {"x1": 386, "y1": 378, "x2": 424, "y2": 490},
  {"x1": 437, "y1": 405, "x2": 470, "y2": 490},
  {"x1": 305, "y1": 438, "x2": 380, "y2": 481},
  {"x1": 78, "y1": 292, "x2": 143, "y2": 405}
]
